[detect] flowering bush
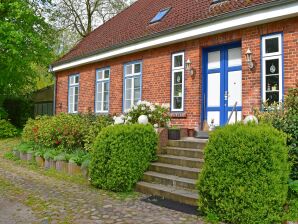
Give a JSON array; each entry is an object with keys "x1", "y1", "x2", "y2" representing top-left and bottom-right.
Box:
[{"x1": 113, "y1": 101, "x2": 171, "y2": 127}]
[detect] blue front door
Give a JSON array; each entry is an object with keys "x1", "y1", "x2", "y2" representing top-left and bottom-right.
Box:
[{"x1": 202, "y1": 42, "x2": 242, "y2": 126}]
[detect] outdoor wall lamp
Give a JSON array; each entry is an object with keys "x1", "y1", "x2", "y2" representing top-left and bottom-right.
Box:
[
  {"x1": 245, "y1": 48, "x2": 254, "y2": 70},
  {"x1": 186, "y1": 58, "x2": 194, "y2": 76}
]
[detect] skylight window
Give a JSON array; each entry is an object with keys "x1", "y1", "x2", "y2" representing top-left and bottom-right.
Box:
[{"x1": 150, "y1": 8, "x2": 171, "y2": 24}]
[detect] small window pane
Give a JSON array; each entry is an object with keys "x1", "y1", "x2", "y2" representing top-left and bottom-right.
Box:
[
  {"x1": 174, "y1": 97, "x2": 182, "y2": 109},
  {"x1": 125, "y1": 89, "x2": 132, "y2": 100},
  {"x1": 125, "y1": 100, "x2": 131, "y2": 110},
  {"x1": 96, "y1": 102, "x2": 102, "y2": 112},
  {"x1": 75, "y1": 75, "x2": 79, "y2": 84},
  {"x1": 134, "y1": 64, "x2": 141, "y2": 73},
  {"x1": 266, "y1": 92, "x2": 279, "y2": 105},
  {"x1": 97, "y1": 71, "x2": 103, "y2": 80},
  {"x1": 126, "y1": 65, "x2": 133, "y2": 75},
  {"x1": 174, "y1": 55, "x2": 183, "y2": 68},
  {"x1": 134, "y1": 88, "x2": 141, "y2": 102},
  {"x1": 134, "y1": 77, "x2": 141, "y2": 89},
  {"x1": 174, "y1": 84, "x2": 182, "y2": 97},
  {"x1": 265, "y1": 38, "x2": 279, "y2": 54},
  {"x1": 104, "y1": 70, "x2": 110, "y2": 79},
  {"x1": 103, "y1": 102, "x2": 109, "y2": 111},
  {"x1": 174, "y1": 72, "x2": 183, "y2": 84},
  {"x1": 74, "y1": 86, "x2": 79, "y2": 95},
  {"x1": 104, "y1": 82, "x2": 109, "y2": 92},
  {"x1": 266, "y1": 76, "x2": 279, "y2": 92},
  {"x1": 126, "y1": 78, "x2": 132, "y2": 89},
  {"x1": 266, "y1": 59, "x2": 279, "y2": 75}
]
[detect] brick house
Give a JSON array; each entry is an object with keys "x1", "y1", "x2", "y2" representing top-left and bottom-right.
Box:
[{"x1": 51, "y1": 0, "x2": 298, "y2": 129}]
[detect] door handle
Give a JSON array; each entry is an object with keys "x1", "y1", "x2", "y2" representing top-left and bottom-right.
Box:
[{"x1": 224, "y1": 91, "x2": 228, "y2": 100}]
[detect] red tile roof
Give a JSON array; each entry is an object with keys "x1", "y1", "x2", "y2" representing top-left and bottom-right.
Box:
[{"x1": 54, "y1": 0, "x2": 276, "y2": 65}]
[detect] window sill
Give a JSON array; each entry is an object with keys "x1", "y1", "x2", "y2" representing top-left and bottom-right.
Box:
[{"x1": 170, "y1": 113, "x2": 187, "y2": 118}]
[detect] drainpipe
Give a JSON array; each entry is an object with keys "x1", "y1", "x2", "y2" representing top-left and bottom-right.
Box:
[{"x1": 49, "y1": 65, "x2": 56, "y2": 115}]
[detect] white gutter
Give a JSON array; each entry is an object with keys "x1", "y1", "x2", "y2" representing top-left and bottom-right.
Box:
[{"x1": 52, "y1": 2, "x2": 298, "y2": 72}]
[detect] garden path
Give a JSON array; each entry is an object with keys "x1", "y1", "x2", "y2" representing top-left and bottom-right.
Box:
[{"x1": 0, "y1": 138, "x2": 202, "y2": 224}]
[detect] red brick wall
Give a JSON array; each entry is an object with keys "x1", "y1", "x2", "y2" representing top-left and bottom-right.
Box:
[{"x1": 55, "y1": 17, "x2": 298, "y2": 129}]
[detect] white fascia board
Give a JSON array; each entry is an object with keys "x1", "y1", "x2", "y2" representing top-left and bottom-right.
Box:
[{"x1": 52, "y1": 2, "x2": 298, "y2": 72}]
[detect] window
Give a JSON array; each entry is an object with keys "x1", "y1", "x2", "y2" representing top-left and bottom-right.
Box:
[
  {"x1": 171, "y1": 52, "x2": 185, "y2": 111},
  {"x1": 123, "y1": 61, "x2": 142, "y2": 111},
  {"x1": 150, "y1": 8, "x2": 171, "y2": 24},
  {"x1": 95, "y1": 68, "x2": 110, "y2": 113},
  {"x1": 261, "y1": 33, "x2": 283, "y2": 105},
  {"x1": 68, "y1": 74, "x2": 79, "y2": 113}
]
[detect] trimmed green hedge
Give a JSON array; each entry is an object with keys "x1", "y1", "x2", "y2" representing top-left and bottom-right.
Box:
[
  {"x1": 197, "y1": 123, "x2": 289, "y2": 224},
  {"x1": 89, "y1": 124, "x2": 158, "y2": 192}
]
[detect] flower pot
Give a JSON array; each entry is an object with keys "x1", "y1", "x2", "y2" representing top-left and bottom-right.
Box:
[
  {"x1": 20, "y1": 152, "x2": 27, "y2": 161},
  {"x1": 68, "y1": 162, "x2": 81, "y2": 175},
  {"x1": 56, "y1": 160, "x2": 68, "y2": 173},
  {"x1": 44, "y1": 159, "x2": 55, "y2": 169},
  {"x1": 168, "y1": 129, "x2": 180, "y2": 140},
  {"x1": 81, "y1": 166, "x2": 89, "y2": 178},
  {"x1": 27, "y1": 152, "x2": 34, "y2": 162},
  {"x1": 12, "y1": 149, "x2": 20, "y2": 159},
  {"x1": 35, "y1": 156, "x2": 44, "y2": 167}
]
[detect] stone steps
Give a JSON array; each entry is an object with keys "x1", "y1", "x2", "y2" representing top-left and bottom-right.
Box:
[
  {"x1": 135, "y1": 181, "x2": 198, "y2": 206},
  {"x1": 143, "y1": 171, "x2": 196, "y2": 190},
  {"x1": 165, "y1": 146, "x2": 204, "y2": 159},
  {"x1": 136, "y1": 137, "x2": 207, "y2": 206},
  {"x1": 158, "y1": 154, "x2": 204, "y2": 168},
  {"x1": 149, "y1": 162, "x2": 199, "y2": 179}
]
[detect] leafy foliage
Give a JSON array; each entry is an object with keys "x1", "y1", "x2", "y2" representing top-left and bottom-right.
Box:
[
  {"x1": 0, "y1": 0, "x2": 55, "y2": 96},
  {"x1": 0, "y1": 119, "x2": 18, "y2": 138},
  {"x1": 0, "y1": 107, "x2": 8, "y2": 120},
  {"x1": 197, "y1": 123, "x2": 289, "y2": 224},
  {"x1": 83, "y1": 115, "x2": 113, "y2": 151},
  {"x1": 90, "y1": 124, "x2": 158, "y2": 192},
  {"x1": 114, "y1": 101, "x2": 171, "y2": 127},
  {"x1": 254, "y1": 88, "x2": 298, "y2": 180}
]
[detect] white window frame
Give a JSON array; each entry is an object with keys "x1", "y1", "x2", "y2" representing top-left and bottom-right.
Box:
[
  {"x1": 171, "y1": 52, "x2": 185, "y2": 112},
  {"x1": 95, "y1": 68, "x2": 110, "y2": 113},
  {"x1": 261, "y1": 33, "x2": 283, "y2": 104},
  {"x1": 68, "y1": 74, "x2": 79, "y2": 114},
  {"x1": 123, "y1": 61, "x2": 142, "y2": 112}
]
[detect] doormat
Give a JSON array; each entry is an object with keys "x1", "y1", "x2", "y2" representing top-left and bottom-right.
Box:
[{"x1": 141, "y1": 196, "x2": 201, "y2": 216}]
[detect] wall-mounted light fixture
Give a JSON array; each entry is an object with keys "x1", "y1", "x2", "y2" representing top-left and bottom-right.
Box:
[
  {"x1": 186, "y1": 59, "x2": 194, "y2": 76},
  {"x1": 245, "y1": 48, "x2": 254, "y2": 70}
]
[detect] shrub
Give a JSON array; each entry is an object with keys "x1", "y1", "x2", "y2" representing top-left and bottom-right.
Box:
[
  {"x1": 15, "y1": 142, "x2": 35, "y2": 153},
  {"x1": 0, "y1": 119, "x2": 18, "y2": 138},
  {"x1": 197, "y1": 123, "x2": 289, "y2": 224},
  {"x1": 254, "y1": 88, "x2": 298, "y2": 180},
  {"x1": 0, "y1": 107, "x2": 8, "y2": 119},
  {"x1": 90, "y1": 124, "x2": 158, "y2": 192},
  {"x1": 83, "y1": 115, "x2": 113, "y2": 151},
  {"x1": 113, "y1": 101, "x2": 171, "y2": 127}
]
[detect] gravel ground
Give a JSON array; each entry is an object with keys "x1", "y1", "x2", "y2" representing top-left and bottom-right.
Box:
[{"x1": 0, "y1": 138, "x2": 202, "y2": 224}]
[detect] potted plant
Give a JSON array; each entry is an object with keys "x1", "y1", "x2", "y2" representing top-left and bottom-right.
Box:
[
  {"x1": 44, "y1": 150, "x2": 58, "y2": 169},
  {"x1": 68, "y1": 151, "x2": 85, "y2": 175},
  {"x1": 26, "y1": 149, "x2": 35, "y2": 162},
  {"x1": 81, "y1": 154, "x2": 91, "y2": 178},
  {"x1": 168, "y1": 126, "x2": 181, "y2": 140},
  {"x1": 54, "y1": 153, "x2": 69, "y2": 173},
  {"x1": 35, "y1": 149, "x2": 45, "y2": 167},
  {"x1": 12, "y1": 147, "x2": 20, "y2": 159}
]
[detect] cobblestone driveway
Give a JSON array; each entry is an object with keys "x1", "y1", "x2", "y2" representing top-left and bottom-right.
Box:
[{"x1": 0, "y1": 139, "x2": 202, "y2": 224}]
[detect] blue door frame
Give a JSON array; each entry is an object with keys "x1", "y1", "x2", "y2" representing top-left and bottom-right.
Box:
[{"x1": 202, "y1": 42, "x2": 242, "y2": 126}]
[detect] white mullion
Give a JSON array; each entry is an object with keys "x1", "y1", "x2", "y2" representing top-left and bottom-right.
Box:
[{"x1": 101, "y1": 82, "x2": 104, "y2": 112}]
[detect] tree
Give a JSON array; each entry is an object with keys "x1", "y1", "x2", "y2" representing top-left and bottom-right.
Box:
[
  {"x1": 0, "y1": 0, "x2": 55, "y2": 97},
  {"x1": 51, "y1": 0, "x2": 132, "y2": 38}
]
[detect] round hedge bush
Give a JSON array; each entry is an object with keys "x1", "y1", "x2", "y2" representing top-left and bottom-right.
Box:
[
  {"x1": 89, "y1": 124, "x2": 158, "y2": 192},
  {"x1": 197, "y1": 123, "x2": 290, "y2": 224}
]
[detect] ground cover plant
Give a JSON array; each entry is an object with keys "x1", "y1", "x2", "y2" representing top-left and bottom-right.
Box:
[{"x1": 197, "y1": 123, "x2": 289, "y2": 224}]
